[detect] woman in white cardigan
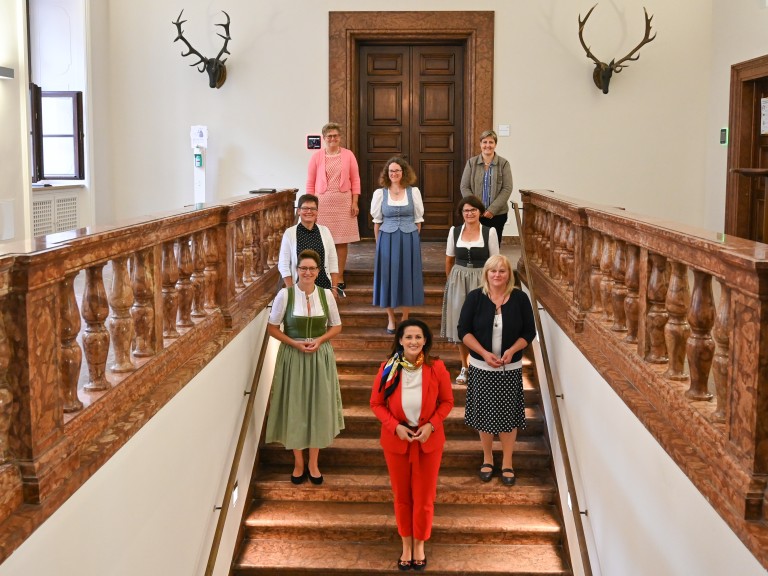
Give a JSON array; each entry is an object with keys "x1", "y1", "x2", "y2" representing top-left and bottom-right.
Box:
[{"x1": 278, "y1": 194, "x2": 340, "y2": 295}]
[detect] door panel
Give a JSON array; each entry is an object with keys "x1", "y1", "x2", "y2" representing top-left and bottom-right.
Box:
[{"x1": 358, "y1": 43, "x2": 464, "y2": 240}]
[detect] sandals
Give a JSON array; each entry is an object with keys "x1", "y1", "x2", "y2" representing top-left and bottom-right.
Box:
[
  {"x1": 478, "y1": 463, "x2": 495, "y2": 482},
  {"x1": 500, "y1": 467, "x2": 516, "y2": 486}
]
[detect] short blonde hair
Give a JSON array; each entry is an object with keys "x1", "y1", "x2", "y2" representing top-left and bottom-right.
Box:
[
  {"x1": 479, "y1": 130, "x2": 498, "y2": 143},
  {"x1": 322, "y1": 122, "x2": 341, "y2": 137},
  {"x1": 481, "y1": 254, "x2": 517, "y2": 298}
]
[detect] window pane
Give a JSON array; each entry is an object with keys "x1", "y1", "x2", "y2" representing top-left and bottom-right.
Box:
[
  {"x1": 43, "y1": 137, "x2": 76, "y2": 177},
  {"x1": 41, "y1": 97, "x2": 74, "y2": 135}
]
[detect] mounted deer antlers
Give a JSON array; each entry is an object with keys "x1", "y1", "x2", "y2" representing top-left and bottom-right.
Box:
[
  {"x1": 173, "y1": 10, "x2": 231, "y2": 89},
  {"x1": 578, "y1": 4, "x2": 656, "y2": 94}
]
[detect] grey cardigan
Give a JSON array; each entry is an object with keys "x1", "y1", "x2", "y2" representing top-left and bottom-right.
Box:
[{"x1": 459, "y1": 154, "x2": 513, "y2": 216}]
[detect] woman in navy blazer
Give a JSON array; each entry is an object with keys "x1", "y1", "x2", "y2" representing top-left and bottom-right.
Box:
[{"x1": 370, "y1": 319, "x2": 454, "y2": 571}]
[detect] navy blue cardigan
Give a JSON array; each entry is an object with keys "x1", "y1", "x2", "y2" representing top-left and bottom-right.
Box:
[{"x1": 457, "y1": 287, "x2": 536, "y2": 363}]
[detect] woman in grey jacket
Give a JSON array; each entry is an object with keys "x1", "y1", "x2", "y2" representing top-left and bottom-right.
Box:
[{"x1": 459, "y1": 130, "x2": 513, "y2": 244}]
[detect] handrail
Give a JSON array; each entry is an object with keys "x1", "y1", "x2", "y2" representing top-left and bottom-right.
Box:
[
  {"x1": 512, "y1": 202, "x2": 593, "y2": 575},
  {"x1": 204, "y1": 314, "x2": 272, "y2": 576}
]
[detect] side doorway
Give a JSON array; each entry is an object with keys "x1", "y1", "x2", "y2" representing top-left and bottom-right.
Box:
[
  {"x1": 329, "y1": 11, "x2": 494, "y2": 241},
  {"x1": 725, "y1": 55, "x2": 768, "y2": 242},
  {"x1": 357, "y1": 43, "x2": 464, "y2": 241}
]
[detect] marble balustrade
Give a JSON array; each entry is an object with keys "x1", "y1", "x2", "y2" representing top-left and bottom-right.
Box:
[
  {"x1": 0, "y1": 189, "x2": 296, "y2": 562},
  {"x1": 520, "y1": 189, "x2": 768, "y2": 568}
]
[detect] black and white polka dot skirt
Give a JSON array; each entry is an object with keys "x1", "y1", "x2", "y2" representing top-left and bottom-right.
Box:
[{"x1": 464, "y1": 365, "x2": 526, "y2": 434}]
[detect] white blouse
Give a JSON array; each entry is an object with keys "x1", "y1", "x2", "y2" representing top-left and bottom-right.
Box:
[
  {"x1": 370, "y1": 187, "x2": 425, "y2": 224},
  {"x1": 400, "y1": 367, "x2": 423, "y2": 427},
  {"x1": 268, "y1": 286, "x2": 341, "y2": 326},
  {"x1": 445, "y1": 224, "x2": 500, "y2": 257}
]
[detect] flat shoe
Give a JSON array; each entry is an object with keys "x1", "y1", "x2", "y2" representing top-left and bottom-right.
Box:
[
  {"x1": 386, "y1": 327, "x2": 396, "y2": 334},
  {"x1": 412, "y1": 556, "x2": 427, "y2": 571},
  {"x1": 397, "y1": 557, "x2": 412, "y2": 571},
  {"x1": 478, "y1": 463, "x2": 495, "y2": 482},
  {"x1": 308, "y1": 473, "x2": 323, "y2": 485},
  {"x1": 290, "y1": 471, "x2": 307, "y2": 485},
  {"x1": 500, "y1": 467, "x2": 516, "y2": 486}
]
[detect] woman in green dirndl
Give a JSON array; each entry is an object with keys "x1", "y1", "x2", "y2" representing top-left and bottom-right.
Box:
[{"x1": 265, "y1": 249, "x2": 344, "y2": 485}]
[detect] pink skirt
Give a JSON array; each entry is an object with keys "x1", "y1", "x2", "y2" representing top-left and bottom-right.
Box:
[{"x1": 316, "y1": 190, "x2": 360, "y2": 244}]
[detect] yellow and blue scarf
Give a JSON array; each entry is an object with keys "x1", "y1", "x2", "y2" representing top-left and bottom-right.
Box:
[{"x1": 378, "y1": 351, "x2": 425, "y2": 400}]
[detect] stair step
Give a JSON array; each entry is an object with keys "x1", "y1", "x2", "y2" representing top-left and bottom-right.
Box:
[
  {"x1": 258, "y1": 436, "x2": 552, "y2": 470},
  {"x1": 243, "y1": 500, "x2": 562, "y2": 545},
  {"x1": 252, "y1": 465, "x2": 557, "y2": 506},
  {"x1": 340, "y1": 405, "x2": 545, "y2": 437},
  {"x1": 340, "y1": 285, "x2": 446, "y2": 305},
  {"x1": 233, "y1": 539, "x2": 572, "y2": 575}
]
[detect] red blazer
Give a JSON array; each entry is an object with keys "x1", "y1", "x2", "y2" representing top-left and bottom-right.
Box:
[{"x1": 370, "y1": 359, "x2": 454, "y2": 455}]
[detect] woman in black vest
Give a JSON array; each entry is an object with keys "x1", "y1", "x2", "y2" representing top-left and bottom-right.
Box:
[{"x1": 440, "y1": 196, "x2": 499, "y2": 384}]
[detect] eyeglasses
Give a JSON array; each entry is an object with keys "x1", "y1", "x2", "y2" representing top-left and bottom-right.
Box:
[
  {"x1": 462, "y1": 208, "x2": 480, "y2": 214},
  {"x1": 324, "y1": 134, "x2": 340, "y2": 139},
  {"x1": 297, "y1": 266, "x2": 319, "y2": 272},
  {"x1": 299, "y1": 206, "x2": 318, "y2": 212},
  {"x1": 389, "y1": 169, "x2": 402, "y2": 174}
]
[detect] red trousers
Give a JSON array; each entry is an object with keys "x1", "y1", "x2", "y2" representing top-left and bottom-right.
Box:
[{"x1": 383, "y1": 441, "x2": 444, "y2": 541}]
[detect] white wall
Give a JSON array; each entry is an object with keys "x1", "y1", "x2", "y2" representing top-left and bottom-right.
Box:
[
  {"x1": 703, "y1": 0, "x2": 768, "y2": 232},
  {"x1": 0, "y1": 309, "x2": 277, "y2": 576},
  {"x1": 0, "y1": 0, "x2": 30, "y2": 243},
  {"x1": 87, "y1": 0, "x2": 713, "y2": 231},
  {"x1": 537, "y1": 310, "x2": 766, "y2": 576}
]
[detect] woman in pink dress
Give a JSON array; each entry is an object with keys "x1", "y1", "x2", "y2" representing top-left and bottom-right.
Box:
[{"x1": 306, "y1": 122, "x2": 361, "y2": 295}]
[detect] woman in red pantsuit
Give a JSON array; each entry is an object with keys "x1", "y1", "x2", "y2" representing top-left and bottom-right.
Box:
[{"x1": 370, "y1": 319, "x2": 454, "y2": 572}]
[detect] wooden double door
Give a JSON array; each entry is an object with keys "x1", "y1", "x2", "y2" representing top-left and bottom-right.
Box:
[{"x1": 357, "y1": 43, "x2": 465, "y2": 241}]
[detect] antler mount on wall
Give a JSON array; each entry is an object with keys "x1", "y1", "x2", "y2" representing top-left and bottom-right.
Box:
[
  {"x1": 578, "y1": 4, "x2": 656, "y2": 94},
  {"x1": 173, "y1": 10, "x2": 231, "y2": 89}
]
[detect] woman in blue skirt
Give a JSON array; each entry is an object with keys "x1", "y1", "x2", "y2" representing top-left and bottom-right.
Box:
[{"x1": 371, "y1": 157, "x2": 425, "y2": 334}]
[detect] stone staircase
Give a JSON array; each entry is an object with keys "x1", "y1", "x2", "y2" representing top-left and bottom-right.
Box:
[{"x1": 231, "y1": 243, "x2": 572, "y2": 575}]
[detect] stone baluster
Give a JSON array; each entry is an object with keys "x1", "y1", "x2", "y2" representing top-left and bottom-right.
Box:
[
  {"x1": 645, "y1": 253, "x2": 669, "y2": 364},
  {"x1": 557, "y1": 220, "x2": 570, "y2": 285},
  {"x1": 551, "y1": 218, "x2": 564, "y2": 281},
  {"x1": 685, "y1": 270, "x2": 715, "y2": 401},
  {"x1": 589, "y1": 232, "x2": 604, "y2": 313},
  {"x1": 234, "y1": 219, "x2": 245, "y2": 290},
  {"x1": 0, "y1": 312, "x2": 14, "y2": 463},
  {"x1": 59, "y1": 273, "x2": 83, "y2": 412},
  {"x1": 663, "y1": 261, "x2": 691, "y2": 380},
  {"x1": 623, "y1": 244, "x2": 640, "y2": 344},
  {"x1": 161, "y1": 241, "x2": 180, "y2": 339},
  {"x1": 176, "y1": 236, "x2": 194, "y2": 328},
  {"x1": 243, "y1": 215, "x2": 254, "y2": 284},
  {"x1": 270, "y1": 208, "x2": 281, "y2": 266},
  {"x1": 204, "y1": 228, "x2": 220, "y2": 311},
  {"x1": 130, "y1": 249, "x2": 155, "y2": 357},
  {"x1": 599, "y1": 234, "x2": 615, "y2": 321},
  {"x1": 542, "y1": 212, "x2": 552, "y2": 272},
  {"x1": 251, "y1": 213, "x2": 263, "y2": 277},
  {"x1": 81, "y1": 264, "x2": 110, "y2": 391},
  {"x1": 107, "y1": 256, "x2": 136, "y2": 373},
  {"x1": 711, "y1": 281, "x2": 731, "y2": 423},
  {"x1": 610, "y1": 239, "x2": 628, "y2": 332},
  {"x1": 190, "y1": 232, "x2": 207, "y2": 318},
  {"x1": 563, "y1": 222, "x2": 576, "y2": 288},
  {"x1": 529, "y1": 207, "x2": 541, "y2": 265}
]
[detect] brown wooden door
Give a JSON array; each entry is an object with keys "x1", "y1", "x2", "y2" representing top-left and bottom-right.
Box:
[{"x1": 357, "y1": 43, "x2": 464, "y2": 240}]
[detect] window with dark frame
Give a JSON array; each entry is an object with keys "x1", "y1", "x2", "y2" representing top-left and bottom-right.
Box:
[{"x1": 30, "y1": 89, "x2": 85, "y2": 181}]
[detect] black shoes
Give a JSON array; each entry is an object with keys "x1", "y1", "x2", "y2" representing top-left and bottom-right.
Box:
[
  {"x1": 336, "y1": 282, "x2": 346, "y2": 297},
  {"x1": 412, "y1": 556, "x2": 427, "y2": 571},
  {"x1": 478, "y1": 463, "x2": 495, "y2": 482},
  {"x1": 308, "y1": 473, "x2": 324, "y2": 485},
  {"x1": 290, "y1": 471, "x2": 307, "y2": 485},
  {"x1": 397, "y1": 557, "x2": 412, "y2": 571},
  {"x1": 500, "y1": 467, "x2": 516, "y2": 486}
]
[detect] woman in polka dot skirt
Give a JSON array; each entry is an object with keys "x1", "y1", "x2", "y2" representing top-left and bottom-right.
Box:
[{"x1": 457, "y1": 254, "x2": 536, "y2": 486}]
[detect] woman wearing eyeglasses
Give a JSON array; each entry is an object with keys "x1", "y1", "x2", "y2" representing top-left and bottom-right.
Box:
[
  {"x1": 278, "y1": 193, "x2": 339, "y2": 295},
  {"x1": 306, "y1": 122, "x2": 361, "y2": 295},
  {"x1": 371, "y1": 157, "x2": 425, "y2": 334},
  {"x1": 440, "y1": 195, "x2": 499, "y2": 384},
  {"x1": 265, "y1": 249, "x2": 344, "y2": 484}
]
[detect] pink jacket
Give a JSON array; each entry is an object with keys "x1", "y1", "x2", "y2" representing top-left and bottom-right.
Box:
[{"x1": 306, "y1": 148, "x2": 361, "y2": 195}]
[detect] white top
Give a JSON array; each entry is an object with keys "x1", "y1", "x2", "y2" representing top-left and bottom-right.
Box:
[
  {"x1": 468, "y1": 314, "x2": 523, "y2": 372},
  {"x1": 370, "y1": 187, "x2": 425, "y2": 224},
  {"x1": 445, "y1": 224, "x2": 500, "y2": 257},
  {"x1": 400, "y1": 367, "x2": 423, "y2": 427},
  {"x1": 277, "y1": 223, "x2": 339, "y2": 282},
  {"x1": 268, "y1": 286, "x2": 341, "y2": 326}
]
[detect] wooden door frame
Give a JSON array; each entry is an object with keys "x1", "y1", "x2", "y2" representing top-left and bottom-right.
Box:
[
  {"x1": 329, "y1": 11, "x2": 494, "y2": 179},
  {"x1": 725, "y1": 54, "x2": 768, "y2": 238}
]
